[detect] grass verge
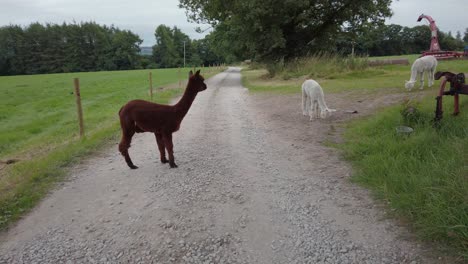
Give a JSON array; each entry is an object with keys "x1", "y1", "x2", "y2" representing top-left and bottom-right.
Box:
[
  {"x1": 242, "y1": 55, "x2": 468, "y2": 258},
  {"x1": 339, "y1": 98, "x2": 468, "y2": 257}
]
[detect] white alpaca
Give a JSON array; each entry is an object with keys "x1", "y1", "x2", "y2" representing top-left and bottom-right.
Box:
[
  {"x1": 405, "y1": 56, "x2": 438, "y2": 90},
  {"x1": 301, "y1": 79, "x2": 335, "y2": 120}
]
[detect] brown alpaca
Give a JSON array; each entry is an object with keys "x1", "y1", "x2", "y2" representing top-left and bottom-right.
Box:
[{"x1": 118, "y1": 70, "x2": 207, "y2": 169}]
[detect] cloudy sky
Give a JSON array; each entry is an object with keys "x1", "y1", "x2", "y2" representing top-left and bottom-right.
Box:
[
  {"x1": 387, "y1": 0, "x2": 467, "y2": 36},
  {"x1": 1, "y1": 0, "x2": 467, "y2": 46}
]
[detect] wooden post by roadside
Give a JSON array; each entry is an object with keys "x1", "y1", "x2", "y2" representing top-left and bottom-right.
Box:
[
  {"x1": 73, "y1": 78, "x2": 84, "y2": 138},
  {"x1": 149, "y1": 72, "x2": 153, "y2": 101},
  {"x1": 178, "y1": 67, "x2": 181, "y2": 89}
]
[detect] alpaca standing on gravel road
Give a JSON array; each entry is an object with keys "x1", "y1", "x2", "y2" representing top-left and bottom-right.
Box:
[
  {"x1": 301, "y1": 79, "x2": 336, "y2": 120},
  {"x1": 405, "y1": 55, "x2": 438, "y2": 91},
  {"x1": 118, "y1": 70, "x2": 207, "y2": 169}
]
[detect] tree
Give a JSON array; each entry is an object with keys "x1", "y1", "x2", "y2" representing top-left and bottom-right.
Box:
[
  {"x1": 456, "y1": 31, "x2": 462, "y2": 41},
  {"x1": 0, "y1": 22, "x2": 142, "y2": 75},
  {"x1": 152, "y1": 25, "x2": 195, "y2": 68},
  {"x1": 0, "y1": 25, "x2": 25, "y2": 75},
  {"x1": 439, "y1": 30, "x2": 464, "y2": 51},
  {"x1": 153, "y1": 25, "x2": 181, "y2": 68},
  {"x1": 179, "y1": 0, "x2": 393, "y2": 62},
  {"x1": 111, "y1": 29, "x2": 142, "y2": 70}
]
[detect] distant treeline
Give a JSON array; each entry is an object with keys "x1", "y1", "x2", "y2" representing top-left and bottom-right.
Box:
[
  {"x1": 337, "y1": 24, "x2": 468, "y2": 57},
  {"x1": 2, "y1": 20, "x2": 468, "y2": 76},
  {"x1": 0, "y1": 22, "x2": 226, "y2": 76},
  {"x1": 0, "y1": 22, "x2": 142, "y2": 75}
]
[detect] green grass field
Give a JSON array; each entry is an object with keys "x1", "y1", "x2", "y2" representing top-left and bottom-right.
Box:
[
  {"x1": 242, "y1": 55, "x2": 468, "y2": 258},
  {"x1": 0, "y1": 67, "x2": 219, "y2": 229},
  {"x1": 244, "y1": 55, "x2": 468, "y2": 94}
]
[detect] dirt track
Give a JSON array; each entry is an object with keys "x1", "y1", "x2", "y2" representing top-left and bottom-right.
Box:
[{"x1": 0, "y1": 68, "x2": 440, "y2": 263}]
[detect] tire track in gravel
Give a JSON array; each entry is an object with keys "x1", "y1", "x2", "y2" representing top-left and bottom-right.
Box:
[{"x1": 0, "y1": 67, "x2": 440, "y2": 263}]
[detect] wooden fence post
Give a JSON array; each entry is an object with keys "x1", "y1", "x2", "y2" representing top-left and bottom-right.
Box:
[
  {"x1": 178, "y1": 67, "x2": 181, "y2": 89},
  {"x1": 149, "y1": 72, "x2": 153, "y2": 101},
  {"x1": 73, "y1": 78, "x2": 84, "y2": 138}
]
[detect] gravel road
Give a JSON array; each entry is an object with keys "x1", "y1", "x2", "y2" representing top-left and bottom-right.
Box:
[{"x1": 0, "y1": 67, "x2": 439, "y2": 263}]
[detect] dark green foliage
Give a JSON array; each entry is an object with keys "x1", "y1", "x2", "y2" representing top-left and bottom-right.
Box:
[
  {"x1": 180, "y1": 0, "x2": 393, "y2": 61},
  {"x1": 0, "y1": 22, "x2": 142, "y2": 76},
  {"x1": 179, "y1": 0, "x2": 467, "y2": 62},
  {"x1": 151, "y1": 25, "x2": 224, "y2": 68},
  {"x1": 338, "y1": 24, "x2": 466, "y2": 57},
  {"x1": 400, "y1": 102, "x2": 429, "y2": 127},
  {"x1": 464, "y1": 28, "x2": 468, "y2": 43}
]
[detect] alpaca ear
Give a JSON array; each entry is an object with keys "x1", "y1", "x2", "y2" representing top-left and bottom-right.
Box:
[
  {"x1": 189, "y1": 70, "x2": 193, "y2": 78},
  {"x1": 195, "y1": 70, "x2": 200, "y2": 76}
]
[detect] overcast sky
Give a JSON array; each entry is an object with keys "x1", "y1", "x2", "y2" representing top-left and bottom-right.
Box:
[
  {"x1": 0, "y1": 0, "x2": 467, "y2": 46},
  {"x1": 387, "y1": 0, "x2": 467, "y2": 36}
]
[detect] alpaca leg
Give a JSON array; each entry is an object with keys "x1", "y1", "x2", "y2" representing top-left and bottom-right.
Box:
[
  {"x1": 315, "y1": 101, "x2": 320, "y2": 119},
  {"x1": 302, "y1": 89, "x2": 308, "y2": 115},
  {"x1": 419, "y1": 72, "x2": 424, "y2": 89},
  {"x1": 162, "y1": 133, "x2": 177, "y2": 168},
  {"x1": 311, "y1": 101, "x2": 318, "y2": 120},
  {"x1": 118, "y1": 127, "x2": 138, "y2": 169},
  {"x1": 309, "y1": 100, "x2": 315, "y2": 120},
  {"x1": 314, "y1": 100, "x2": 320, "y2": 119},
  {"x1": 428, "y1": 68, "x2": 434, "y2": 87},
  {"x1": 155, "y1": 133, "x2": 168, "y2": 164}
]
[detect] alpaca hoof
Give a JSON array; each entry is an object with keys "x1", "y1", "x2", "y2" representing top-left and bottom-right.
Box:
[
  {"x1": 161, "y1": 158, "x2": 168, "y2": 164},
  {"x1": 169, "y1": 163, "x2": 178, "y2": 168},
  {"x1": 129, "y1": 164, "x2": 138, "y2": 169}
]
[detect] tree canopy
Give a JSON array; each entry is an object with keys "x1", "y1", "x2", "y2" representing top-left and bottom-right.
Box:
[
  {"x1": 151, "y1": 25, "x2": 223, "y2": 68},
  {"x1": 179, "y1": 0, "x2": 393, "y2": 61}
]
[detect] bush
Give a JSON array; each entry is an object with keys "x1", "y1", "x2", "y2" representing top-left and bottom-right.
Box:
[
  {"x1": 400, "y1": 102, "x2": 428, "y2": 126},
  {"x1": 265, "y1": 53, "x2": 369, "y2": 79}
]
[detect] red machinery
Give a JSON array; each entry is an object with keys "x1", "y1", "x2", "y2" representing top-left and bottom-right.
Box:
[
  {"x1": 417, "y1": 14, "x2": 463, "y2": 59},
  {"x1": 434, "y1": 71, "x2": 468, "y2": 122}
]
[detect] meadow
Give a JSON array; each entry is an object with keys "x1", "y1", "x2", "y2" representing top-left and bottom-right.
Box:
[
  {"x1": 0, "y1": 67, "x2": 218, "y2": 229},
  {"x1": 242, "y1": 55, "x2": 468, "y2": 257}
]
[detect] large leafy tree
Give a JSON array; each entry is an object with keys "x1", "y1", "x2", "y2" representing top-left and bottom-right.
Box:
[
  {"x1": 152, "y1": 25, "x2": 190, "y2": 68},
  {"x1": 179, "y1": 0, "x2": 393, "y2": 61}
]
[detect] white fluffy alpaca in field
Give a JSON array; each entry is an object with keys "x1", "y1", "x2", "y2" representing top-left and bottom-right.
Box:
[
  {"x1": 405, "y1": 55, "x2": 437, "y2": 90},
  {"x1": 301, "y1": 79, "x2": 336, "y2": 120}
]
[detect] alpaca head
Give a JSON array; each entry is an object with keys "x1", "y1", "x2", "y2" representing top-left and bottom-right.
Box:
[
  {"x1": 188, "y1": 70, "x2": 207, "y2": 92},
  {"x1": 320, "y1": 108, "x2": 336, "y2": 119},
  {"x1": 405, "y1": 80, "x2": 415, "y2": 90}
]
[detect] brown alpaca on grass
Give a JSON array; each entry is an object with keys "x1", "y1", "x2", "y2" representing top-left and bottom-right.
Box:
[{"x1": 118, "y1": 70, "x2": 207, "y2": 169}]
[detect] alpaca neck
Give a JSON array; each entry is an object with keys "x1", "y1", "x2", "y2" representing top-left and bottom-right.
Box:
[
  {"x1": 174, "y1": 81, "x2": 198, "y2": 119},
  {"x1": 409, "y1": 62, "x2": 421, "y2": 82},
  {"x1": 409, "y1": 69, "x2": 418, "y2": 82}
]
